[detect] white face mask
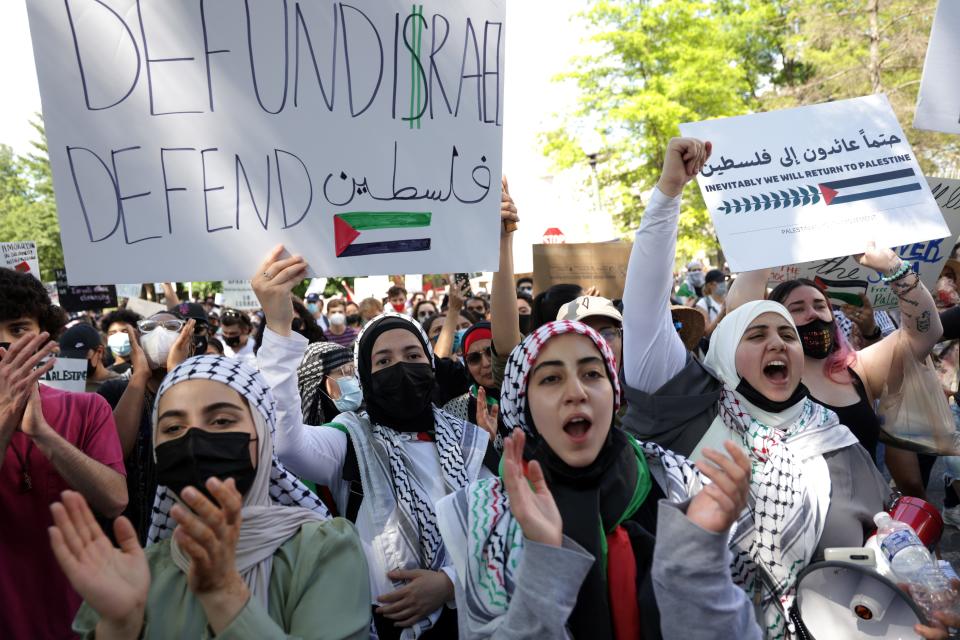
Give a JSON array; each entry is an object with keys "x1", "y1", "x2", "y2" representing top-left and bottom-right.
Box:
[
  {"x1": 107, "y1": 332, "x2": 132, "y2": 357},
  {"x1": 329, "y1": 312, "x2": 346, "y2": 326},
  {"x1": 140, "y1": 328, "x2": 179, "y2": 370}
]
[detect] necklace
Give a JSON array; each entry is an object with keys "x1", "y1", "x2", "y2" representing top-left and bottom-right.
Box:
[{"x1": 9, "y1": 438, "x2": 33, "y2": 493}]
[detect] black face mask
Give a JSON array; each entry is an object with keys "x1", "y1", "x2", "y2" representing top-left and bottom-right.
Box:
[
  {"x1": 223, "y1": 335, "x2": 242, "y2": 348},
  {"x1": 736, "y1": 377, "x2": 809, "y2": 413},
  {"x1": 369, "y1": 362, "x2": 435, "y2": 426},
  {"x1": 346, "y1": 314, "x2": 362, "y2": 326},
  {"x1": 155, "y1": 429, "x2": 257, "y2": 503},
  {"x1": 796, "y1": 318, "x2": 835, "y2": 359},
  {"x1": 518, "y1": 315, "x2": 532, "y2": 336}
]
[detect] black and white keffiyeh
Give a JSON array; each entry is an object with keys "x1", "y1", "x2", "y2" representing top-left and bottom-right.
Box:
[
  {"x1": 703, "y1": 302, "x2": 859, "y2": 639},
  {"x1": 297, "y1": 341, "x2": 352, "y2": 424},
  {"x1": 145, "y1": 356, "x2": 331, "y2": 605},
  {"x1": 346, "y1": 313, "x2": 487, "y2": 638}
]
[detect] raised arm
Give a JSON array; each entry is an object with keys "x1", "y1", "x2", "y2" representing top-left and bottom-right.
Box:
[
  {"x1": 491, "y1": 177, "x2": 522, "y2": 356},
  {"x1": 623, "y1": 138, "x2": 711, "y2": 393},
  {"x1": 252, "y1": 246, "x2": 348, "y2": 488},
  {"x1": 435, "y1": 279, "x2": 467, "y2": 358},
  {"x1": 724, "y1": 268, "x2": 771, "y2": 312},
  {"x1": 858, "y1": 245, "x2": 944, "y2": 400}
]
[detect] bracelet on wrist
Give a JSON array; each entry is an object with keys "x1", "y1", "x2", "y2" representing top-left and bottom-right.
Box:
[{"x1": 881, "y1": 261, "x2": 911, "y2": 283}]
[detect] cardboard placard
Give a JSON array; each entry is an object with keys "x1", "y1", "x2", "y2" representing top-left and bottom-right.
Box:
[
  {"x1": 55, "y1": 269, "x2": 118, "y2": 312},
  {"x1": 1, "y1": 241, "x2": 40, "y2": 280},
  {"x1": 532, "y1": 241, "x2": 633, "y2": 300},
  {"x1": 221, "y1": 280, "x2": 259, "y2": 311},
  {"x1": 679, "y1": 95, "x2": 948, "y2": 272},
  {"x1": 915, "y1": 0, "x2": 960, "y2": 135},
  {"x1": 27, "y1": 1, "x2": 505, "y2": 285},
  {"x1": 770, "y1": 177, "x2": 960, "y2": 309}
]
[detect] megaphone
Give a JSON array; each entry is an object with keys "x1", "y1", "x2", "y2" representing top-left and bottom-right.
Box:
[{"x1": 795, "y1": 561, "x2": 928, "y2": 639}]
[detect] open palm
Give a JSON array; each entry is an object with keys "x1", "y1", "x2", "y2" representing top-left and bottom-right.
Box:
[
  {"x1": 49, "y1": 491, "x2": 150, "y2": 624},
  {"x1": 502, "y1": 429, "x2": 563, "y2": 548}
]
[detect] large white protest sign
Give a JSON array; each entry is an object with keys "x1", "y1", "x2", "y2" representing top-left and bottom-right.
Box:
[
  {"x1": 1, "y1": 241, "x2": 40, "y2": 280},
  {"x1": 915, "y1": 0, "x2": 960, "y2": 135},
  {"x1": 26, "y1": 1, "x2": 505, "y2": 285},
  {"x1": 679, "y1": 95, "x2": 949, "y2": 272},
  {"x1": 115, "y1": 284, "x2": 142, "y2": 299},
  {"x1": 40, "y1": 358, "x2": 88, "y2": 393},
  {"x1": 770, "y1": 177, "x2": 960, "y2": 309},
  {"x1": 222, "y1": 281, "x2": 259, "y2": 310}
]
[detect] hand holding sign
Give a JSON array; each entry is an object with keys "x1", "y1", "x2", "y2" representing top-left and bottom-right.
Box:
[{"x1": 252, "y1": 245, "x2": 309, "y2": 338}]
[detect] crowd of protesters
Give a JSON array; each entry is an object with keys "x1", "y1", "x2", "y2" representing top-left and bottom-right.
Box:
[{"x1": 5, "y1": 138, "x2": 960, "y2": 640}]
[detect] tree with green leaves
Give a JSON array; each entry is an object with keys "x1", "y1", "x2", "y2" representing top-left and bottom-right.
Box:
[
  {"x1": 0, "y1": 119, "x2": 64, "y2": 282},
  {"x1": 544, "y1": 0, "x2": 785, "y2": 261}
]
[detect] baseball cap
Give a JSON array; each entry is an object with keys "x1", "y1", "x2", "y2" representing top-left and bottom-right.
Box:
[
  {"x1": 170, "y1": 302, "x2": 210, "y2": 326},
  {"x1": 306, "y1": 293, "x2": 320, "y2": 303},
  {"x1": 58, "y1": 323, "x2": 102, "y2": 358},
  {"x1": 556, "y1": 296, "x2": 623, "y2": 325},
  {"x1": 705, "y1": 269, "x2": 725, "y2": 285}
]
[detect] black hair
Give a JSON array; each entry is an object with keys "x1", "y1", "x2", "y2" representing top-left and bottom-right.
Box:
[
  {"x1": 422, "y1": 313, "x2": 443, "y2": 334},
  {"x1": 413, "y1": 299, "x2": 439, "y2": 319},
  {"x1": 220, "y1": 308, "x2": 252, "y2": 329},
  {"x1": 530, "y1": 284, "x2": 582, "y2": 332},
  {"x1": 253, "y1": 301, "x2": 326, "y2": 353},
  {"x1": 768, "y1": 278, "x2": 827, "y2": 306},
  {"x1": 517, "y1": 276, "x2": 533, "y2": 287},
  {"x1": 99, "y1": 309, "x2": 143, "y2": 334},
  {"x1": 387, "y1": 285, "x2": 407, "y2": 298},
  {"x1": 0, "y1": 268, "x2": 67, "y2": 337},
  {"x1": 207, "y1": 337, "x2": 225, "y2": 355},
  {"x1": 467, "y1": 296, "x2": 490, "y2": 312},
  {"x1": 517, "y1": 291, "x2": 534, "y2": 306}
]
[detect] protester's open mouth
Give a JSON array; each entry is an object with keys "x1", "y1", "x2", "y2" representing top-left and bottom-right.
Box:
[
  {"x1": 762, "y1": 360, "x2": 789, "y2": 384},
  {"x1": 563, "y1": 415, "x2": 593, "y2": 442}
]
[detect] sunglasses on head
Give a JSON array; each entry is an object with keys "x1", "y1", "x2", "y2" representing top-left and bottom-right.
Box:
[
  {"x1": 138, "y1": 319, "x2": 184, "y2": 333},
  {"x1": 221, "y1": 309, "x2": 244, "y2": 319},
  {"x1": 465, "y1": 346, "x2": 493, "y2": 366}
]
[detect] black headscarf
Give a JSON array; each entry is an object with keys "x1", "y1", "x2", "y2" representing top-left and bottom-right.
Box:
[{"x1": 356, "y1": 314, "x2": 436, "y2": 432}]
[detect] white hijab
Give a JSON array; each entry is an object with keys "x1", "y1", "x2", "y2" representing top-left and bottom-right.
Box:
[{"x1": 703, "y1": 300, "x2": 806, "y2": 427}]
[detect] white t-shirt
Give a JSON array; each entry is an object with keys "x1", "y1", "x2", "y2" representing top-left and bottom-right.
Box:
[{"x1": 696, "y1": 296, "x2": 722, "y2": 323}]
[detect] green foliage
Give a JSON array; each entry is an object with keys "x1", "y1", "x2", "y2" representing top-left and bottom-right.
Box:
[
  {"x1": 0, "y1": 119, "x2": 64, "y2": 282},
  {"x1": 546, "y1": 0, "x2": 960, "y2": 266},
  {"x1": 544, "y1": 0, "x2": 784, "y2": 263}
]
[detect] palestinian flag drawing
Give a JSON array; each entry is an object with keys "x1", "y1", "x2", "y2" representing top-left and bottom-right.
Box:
[
  {"x1": 812, "y1": 276, "x2": 868, "y2": 306},
  {"x1": 334, "y1": 212, "x2": 431, "y2": 258},
  {"x1": 818, "y1": 168, "x2": 922, "y2": 206}
]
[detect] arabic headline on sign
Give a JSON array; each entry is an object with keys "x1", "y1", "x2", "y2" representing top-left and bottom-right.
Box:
[{"x1": 701, "y1": 128, "x2": 908, "y2": 183}]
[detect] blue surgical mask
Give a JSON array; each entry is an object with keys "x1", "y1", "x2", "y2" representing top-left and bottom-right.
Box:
[
  {"x1": 453, "y1": 328, "x2": 468, "y2": 353},
  {"x1": 333, "y1": 377, "x2": 363, "y2": 412},
  {"x1": 714, "y1": 282, "x2": 727, "y2": 296},
  {"x1": 306, "y1": 303, "x2": 319, "y2": 314},
  {"x1": 107, "y1": 332, "x2": 132, "y2": 357}
]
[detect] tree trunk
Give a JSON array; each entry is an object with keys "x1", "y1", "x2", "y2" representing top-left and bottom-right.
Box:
[{"x1": 868, "y1": 0, "x2": 883, "y2": 93}]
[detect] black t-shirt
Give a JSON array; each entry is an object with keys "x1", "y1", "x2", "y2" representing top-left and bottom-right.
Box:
[{"x1": 97, "y1": 378, "x2": 157, "y2": 545}]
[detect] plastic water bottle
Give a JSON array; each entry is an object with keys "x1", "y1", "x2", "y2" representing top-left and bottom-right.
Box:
[
  {"x1": 873, "y1": 512, "x2": 932, "y2": 581},
  {"x1": 907, "y1": 565, "x2": 960, "y2": 619}
]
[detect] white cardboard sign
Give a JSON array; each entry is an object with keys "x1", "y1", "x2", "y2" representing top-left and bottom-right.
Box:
[
  {"x1": 1, "y1": 241, "x2": 41, "y2": 280},
  {"x1": 915, "y1": 0, "x2": 960, "y2": 135},
  {"x1": 26, "y1": 1, "x2": 505, "y2": 285},
  {"x1": 40, "y1": 358, "x2": 88, "y2": 393},
  {"x1": 679, "y1": 95, "x2": 949, "y2": 272},
  {"x1": 770, "y1": 177, "x2": 960, "y2": 309},
  {"x1": 115, "y1": 284, "x2": 142, "y2": 299},
  {"x1": 221, "y1": 280, "x2": 259, "y2": 311}
]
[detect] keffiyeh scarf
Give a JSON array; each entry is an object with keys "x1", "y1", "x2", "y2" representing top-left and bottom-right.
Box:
[
  {"x1": 145, "y1": 356, "x2": 331, "y2": 606},
  {"x1": 297, "y1": 341, "x2": 352, "y2": 424},
  {"x1": 346, "y1": 313, "x2": 488, "y2": 637},
  {"x1": 703, "y1": 301, "x2": 859, "y2": 639}
]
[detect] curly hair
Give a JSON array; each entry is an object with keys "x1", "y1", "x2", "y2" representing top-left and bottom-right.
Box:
[
  {"x1": 99, "y1": 309, "x2": 143, "y2": 334},
  {"x1": 0, "y1": 268, "x2": 67, "y2": 337}
]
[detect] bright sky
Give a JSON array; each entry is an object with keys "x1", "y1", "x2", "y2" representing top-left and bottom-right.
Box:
[{"x1": 0, "y1": 1, "x2": 615, "y2": 273}]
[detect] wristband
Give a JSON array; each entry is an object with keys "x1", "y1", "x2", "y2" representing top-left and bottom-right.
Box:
[{"x1": 881, "y1": 261, "x2": 911, "y2": 283}]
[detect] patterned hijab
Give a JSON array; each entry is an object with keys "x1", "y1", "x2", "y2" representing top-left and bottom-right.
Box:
[
  {"x1": 146, "y1": 356, "x2": 330, "y2": 606},
  {"x1": 704, "y1": 302, "x2": 857, "y2": 639},
  {"x1": 438, "y1": 320, "x2": 702, "y2": 639},
  {"x1": 297, "y1": 342, "x2": 353, "y2": 424}
]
